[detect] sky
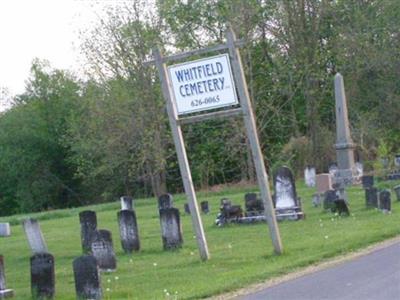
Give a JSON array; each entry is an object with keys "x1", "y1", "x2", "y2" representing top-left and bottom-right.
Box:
[{"x1": 0, "y1": 0, "x2": 124, "y2": 109}]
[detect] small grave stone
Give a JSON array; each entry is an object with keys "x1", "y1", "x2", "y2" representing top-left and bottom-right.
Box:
[
  {"x1": 158, "y1": 193, "x2": 173, "y2": 210},
  {"x1": 312, "y1": 193, "x2": 321, "y2": 207},
  {"x1": 333, "y1": 199, "x2": 350, "y2": 216},
  {"x1": 117, "y1": 210, "x2": 140, "y2": 253},
  {"x1": 273, "y1": 166, "x2": 304, "y2": 220},
  {"x1": 304, "y1": 166, "x2": 316, "y2": 187},
  {"x1": 365, "y1": 187, "x2": 378, "y2": 208},
  {"x1": 244, "y1": 193, "x2": 264, "y2": 215},
  {"x1": 395, "y1": 155, "x2": 400, "y2": 167},
  {"x1": 361, "y1": 176, "x2": 374, "y2": 189},
  {"x1": 22, "y1": 218, "x2": 48, "y2": 254},
  {"x1": 328, "y1": 162, "x2": 338, "y2": 179},
  {"x1": 316, "y1": 174, "x2": 332, "y2": 194},
  {"x1": 381, "y1": 157, "x2": 389, "y2": 169},
  {"x1": 0, "y1": 255, "x2": 14, "y2": 298},
  {"x1": 73, "y1": 255, "x2": 101, "y2": 300},
  {"x1": 200, "y1": 201, "x2": 209, "y2": 214},
  {"x1": 30, "y1": 252, "x2": 55, "y2": 300},
  {"x1": 323, "y1": 190, "x2": 338, "y2": 211},
  {"x1": 184, "y1": 203, "x2": 190, "y2": 214},
  {"x1": 159, "y1": 208, "x2": 183, "y2": 250},
  {"x1": 393, "y1": 185, "x2": 400, "y2": 201},
  {"x1": 0, "y1": 223, "x2": 10, "y2": 237},
  {"x1": 91, "y1": 230, "x2": 117, "y2": 271},
  {"x1": 379, "y1": 190, "x2": 391, "y2": 213},
  {"x1": 79, "y1": 211, "x2": 97, "y2": 254},
  {"x1": 120, "y1": 196, "x2": 133, "y2": 211}
]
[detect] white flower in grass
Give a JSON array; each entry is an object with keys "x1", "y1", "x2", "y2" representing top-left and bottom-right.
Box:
[
  {"x1": 107, "y1": 279, "x2": 111, "y2": 283},
  {"x1": 106, "y1": 288, "x2": 111, "y2": 292},
  {"x1": 153, "y1": 262, "x2": 158, "y2": 267},
  {"x1": 190, "y1": 251, "x2": 194, "y2": 256},
  {"x1": 115, "y1": 276, "x2": 119, "y2": 281},
  {"x1": 166, "y1": 292, "x2": 170, "y2": 296},
  {"x1": 164, "y1": 289, "x2": 168, "y2": 293},
  {"x1": 320, "y1": 223, "x2": 323, "y2": 227},
  {"x1": 129, "y1": 259, "x2": 133, "y2": 263},
  {"x1": 228, "y1": 244, "x2": 232, "y2": 249},
  {"x1": 325, "y1": 235, "x2": 329, "y2": 239}
]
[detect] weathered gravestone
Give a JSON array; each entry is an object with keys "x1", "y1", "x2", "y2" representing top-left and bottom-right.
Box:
[
  {"x1": 304, "y1": 166, "x2": 316, "y2": 187},
  {"x1": 333, "y1": 199, "x2": 350, "y2": 216},
  {"x1": 215, "y1": 198, "x2": 244, "y2": 226},
  {"x1": 158, "y1": 194, "x2": 173, "y2": 210},
  {"x1": 273, "y1": 166, "x2": 304, "y2": 220},
  {"x1": 73, "y1": 255, "x2": 101, "y2": 300},
  {"x1": 200, "y1": 201, "x2": 209, "y2": 214},
  {"x1": 323, "y1": 190, "x2": 338, "y2": 211},
  {"x1": 354, "y1": 162, "x2": 363, "y2": 183},
  {"x1": 79, "y1": 211, "x2": 97, "y2": 254},
  {"x1": 22, "y1": 219, "x2": 48, "y2": 254},
  {"x1": 244, "y1": 193, "x2": 264, "y2": 216},
  {"x1": 394, "y1": 185, "x2": 400, "y2": 201},
  {"x1": 316, "y1": 174, "x2": 332, "y2": 194},
  {"x1": 328, "y1": 162, "x2": 339, "y2": 179},
  {"x1": 0, "y1": 255, "x2": 13, "y2": 298},
  {"x1": 361, "y1": 176, "x2": 374, "y2": 189},
  {"x1": 394, "y1": 155, "x2": 400, "y2": 168},
  {"x1": 184, "y1": 203, "x2": 190, "y2": 214},
  {"x1": 379, "y1": 190, "x2": 391, "y2": 213},
  {"x1": 91, "y1": 230, "x2": 117, "y2": 271},
  {"x1": 365, "y1": 187, "x2": 378, "y2": 208},
  {"x1": 312, "y1": 194, "x2": 322, "y2": 207},
  {"x1": 30, "y1": 252, "x2": 55, "y2": 300},
  {"x1": 117, "y1": 210, "x2": 140, "y2": 253},
  {"x1": 0, "y1": 224, "x2": 10, "y2": 237},
  {"x1": 159, "y1": 208, "x2": 183, "y2": 250},
  {"x1": 120, "y1": 196, "x2": 133, "y2": 211}
]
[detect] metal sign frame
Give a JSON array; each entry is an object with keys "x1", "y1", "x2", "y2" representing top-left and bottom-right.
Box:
[{"x1": 148, "y1": 28, "x2": 283, "y2": 261}]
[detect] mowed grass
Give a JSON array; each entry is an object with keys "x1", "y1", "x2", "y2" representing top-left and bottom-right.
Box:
[{"x1": 1, "y1": 181, "x2": 400, "y2": 299}]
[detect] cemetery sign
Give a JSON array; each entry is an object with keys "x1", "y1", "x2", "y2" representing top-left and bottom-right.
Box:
[{"x1": 168, "y1": 54, "x2": 238, "y2": 115}]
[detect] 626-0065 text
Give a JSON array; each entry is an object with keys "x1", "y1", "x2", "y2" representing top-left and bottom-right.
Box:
[{"x1": 191, "y1": 96, "x2": 220, "y2": 107}]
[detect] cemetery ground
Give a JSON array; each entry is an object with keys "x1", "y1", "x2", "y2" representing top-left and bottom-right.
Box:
[{"x1": 1, "y1": 180, "x2": 400, "y2": 299}]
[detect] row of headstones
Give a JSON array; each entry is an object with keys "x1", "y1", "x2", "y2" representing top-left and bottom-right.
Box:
[
  {"x1": 362, "y1": 176, "x2": 399, "y2": 212},
  {"x1": 183, "y1": 201, "x2": 209, "y2": 214}
]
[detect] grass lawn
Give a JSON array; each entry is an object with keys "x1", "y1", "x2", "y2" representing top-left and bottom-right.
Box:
[{"x1": 1, "y1": 180, "x2": 399, "y2": 299}]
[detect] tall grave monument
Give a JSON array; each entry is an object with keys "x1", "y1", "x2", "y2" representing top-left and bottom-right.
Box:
[{"x1": 334, "y1": 73, "x2": 356, "y2": 200}]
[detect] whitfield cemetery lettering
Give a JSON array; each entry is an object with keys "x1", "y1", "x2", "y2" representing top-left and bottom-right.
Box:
[{"x1": 168, "y1": 54, "x2": 238, "y2": 115}]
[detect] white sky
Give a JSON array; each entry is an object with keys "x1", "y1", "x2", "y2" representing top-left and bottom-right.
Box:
[{"x1": 0, "y1": 0, "x2": 124, "y2": 103}]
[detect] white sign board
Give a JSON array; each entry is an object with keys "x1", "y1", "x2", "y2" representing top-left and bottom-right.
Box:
[{"x1": 168, "y1": 54, "x2": 238, "y2": 115}]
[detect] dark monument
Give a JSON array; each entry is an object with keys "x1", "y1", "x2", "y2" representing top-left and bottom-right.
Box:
[
  {"x1": 79, "y1": 211, "x2": 97, "y2": 254},
  {"x1": 120, "y1": 196, "x2": 133, "y2": 211},
  {"x1": 117, "y1": 210, "x2": 140, "y2": 253},
  {"x1": 73, "y1": 255, "x2": 101, "y2": 300},
  {"x1": 159, "y1": 208, "x2": 183, "y2": 250},
  {"x1": 379, "y1": 190, "x2": 391, "y2": 213},
  {"x1": 333, "y1": 199, "x2": 350, "y2": 216},
  {"x1": 215, "y1": 199, "x2": 244, "y2": 226},
  {"x1": 393, "y1": 185, "x2": 400, "y2": 202},
  {"x1": 91, "y1": 230, "x2": 117, "y2": 271},
  {"x1": 273, "y1": 166, "x2": 304, "y2": 220},
  {"x1": 0, "y1": 255, "x2": 13, "y2": 298},
  {"x1": 244, "y1": 193, "x2": 264, "y2": 216},
  {"x1": 200, "y1": 201, "x2": 209, "y2": 214},
  {"x1": 361, "y1": 176, "x2": 374, "y2": 189},
  {"x1": 30, "y1": 252, "x2": 55, "y2": 299},
  {"x1": 365, "y1": 187, "x2": 378, "y2": 208},
  {"x1": 158, "y1": 194, "x2": 173, "y2": 210},
  {"x1": 323, "y1": 190, "x2": 339, "y2": 211}
]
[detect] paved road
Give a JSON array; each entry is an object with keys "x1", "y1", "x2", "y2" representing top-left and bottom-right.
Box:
[{"x1": 237, "y1": 242, "x2": 400, "y2": 300}]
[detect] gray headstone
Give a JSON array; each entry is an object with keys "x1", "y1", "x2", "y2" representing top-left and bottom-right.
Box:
[
  {"x1": 312, "y1": 193, "x2": 321, "y2": 207},
  {"x1": 22, "y1": 219, "x2": 48, "y2": 254},
  {"x1": 361, "y1": 176, "x2": 374, "y2": 189},
  {"x1": 158, "y1": 194, "x2": 173, "y2": 210},
  {"x1": 30, "y1": 252, "x2": 55, "y2": 300},
  {"x1": 91, "y1": 230, "x2": 117, "y2": 271},
  {"x1": 0, "y1": 223, "x2": 10, "y2": 237},
  {"x1": 273, "y1": 167, "x2": 297, "y2": 209},
  {"x1": 394, "y1": 185, "x2": 400, "y2": 202},
  {"x1": 159, "y1": 208, "x2": 183, "y2": 250},
  {"x1": 0, "y1": 255, "x2": 14, "y2": 298},
  {"x1": 117, "y1": 210, "x2": 140, "y2": 253},
  {"x1": 184, "y1": 203, "x2": 190, "y2": 214},
  {"x1": 73, "y1": 255, "x2": 101, "y2": 300},
  {"x1": 79, "y1": 211, "x2": 97, "y2": 254},
  {"x1": 379, "y1": 190, "x2": 391, "y2": 213},
  {"x1": 244, "y1": 193, "x2": 264, "y2": 215},
  {"x1": 395, "y1": 155, "x2": 400, "y2": 167},
  {"x1": 120, "y1": 196, "x2": 133, "y2": 211},
  {"x1": 304, "y1": 166, "x2": 316, "y2": 187},
  {"x1": 200, "y1": 201, "x2": 209, "y2": 214},
  {"x1": 323, "y1": 190, "x2": 338, "y2": 211},
  {"x1": 381, "y1": 157, "x2": 389, "y2": 169},
  {"x1": 365, "y1": 187, "x2": 378, "y2": 208},
  {"x1": 328, "y1": 162, "x2": 339, "y2": 180}
]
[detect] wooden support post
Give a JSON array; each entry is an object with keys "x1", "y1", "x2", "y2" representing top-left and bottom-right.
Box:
[
  {"x1": 153, "y1": 48, "x2": 210, "y2": 261},
  {"x1": 226, "y1": 28, "x2": 283, "y2": 254}
]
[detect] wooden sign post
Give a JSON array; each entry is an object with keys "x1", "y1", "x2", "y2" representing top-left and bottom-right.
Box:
[{"x1": 149, "y1": 27, "x2": 283, "y2": 261}]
